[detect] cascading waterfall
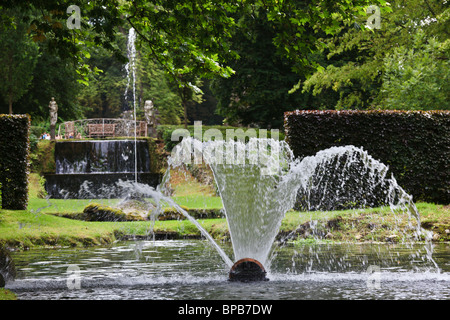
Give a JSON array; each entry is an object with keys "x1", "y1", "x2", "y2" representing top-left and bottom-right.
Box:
[
  {"x1": 46, "y1": 28, "x2": 147, "y2": 199},
  {"x1": 54, "y1": 140, "x2": 150, "y2": 174},
  {"x1": 45, "y1": 140, "x2": 161, "y2": 199}
]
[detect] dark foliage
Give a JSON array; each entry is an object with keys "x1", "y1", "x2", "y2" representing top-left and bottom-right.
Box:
[
  {"x1": 0, "y1": 114, "x2": 30, "y2": 209},
  {"x1": 284, "y1": 110, "x2": 450, "y2": 204}
]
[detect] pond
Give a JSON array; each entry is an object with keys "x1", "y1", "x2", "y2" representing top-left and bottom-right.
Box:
[{"x1": 6, "y1": 240, "x2": 450, "y2": 300}]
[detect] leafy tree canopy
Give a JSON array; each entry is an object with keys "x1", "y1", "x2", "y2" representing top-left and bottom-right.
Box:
[
  {"x1": 0, "y1": 8, "x2": 39, "y2": 114},
  {"x1": 1, "y1": 0, "x2": 395, "y2": 125},
  {"x1": 300, "y1": 0, "x2": 449, "y2": 110}
]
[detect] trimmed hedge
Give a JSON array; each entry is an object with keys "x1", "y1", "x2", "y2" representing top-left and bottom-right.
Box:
[
  {"x1": 284, "y1": 110, "x2": 450, "y2": 204},
  {"x1": 0, "y1": 115, "x2": 31, "y2": 210}
]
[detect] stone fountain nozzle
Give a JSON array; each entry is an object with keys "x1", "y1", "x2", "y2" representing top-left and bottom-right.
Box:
[{"x1": 229, "y1": 258, "x2": 268, "y2": 282}]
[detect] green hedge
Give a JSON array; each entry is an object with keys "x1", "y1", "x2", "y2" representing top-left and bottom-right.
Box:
[
  {"x1": 284, "y1": 110, "x2": 450, "y2": 204},
  {"x1": 83, "y1": 203, "x2": 130, "y2": 221},
  {"x1": 0, "y1": 114, "x2": 31, "y2": 210}
]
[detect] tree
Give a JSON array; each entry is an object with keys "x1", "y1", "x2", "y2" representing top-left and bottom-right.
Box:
[
  {"x1": 76, "y1": 34, "x2": 185, "y2": 124},
  {"x1": 13, "y1": 49, "x2": 86, "y2": 123},
  {"x1": 125, "y1": 1, "x2": 386, "y2": 128},
  {"x1": 210, "y1": 7, "x2": 311, "y2": 128},
  {"x1": 1, "y1": 0, "x2": 126, "y2": 83},
  {"x1": 78, "y1": 33, "x2": 128, "y2": 119},
  {"x1": 187, "y1": 80, "x2": 223, "y2": 126},
  {"x1": 124, "y1": 1, "x2": 238, "y2": 128},
  {"x1": 0, "y1": 9, "x2": 39, "y2": 114},
  {"x1": 380, "y1": 30, "x2": 449, "y2": 110},
  {"x1": 300, "y1": 0, "x2": 449, "y2": 110},
  {"x1": 136, "y1": 52, "x2": 184, "y2": 125},
  {"x1": 1, "y1": 0, "x2": 390, "y2": 122}
]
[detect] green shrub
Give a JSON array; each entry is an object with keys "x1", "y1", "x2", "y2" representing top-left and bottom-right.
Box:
[
  {"x1": 30, "y1": 140, "x2": 55, "y2": 174},
  {"x1": 0, "y1": 114, "x2": 31, "y2": 210},
  {"x1": 284, "y1": 110, "x2": 450, "y2": 204},
  {"x1": 158, "y1": 206, "x2": 224, "y2": 220},
  {"x1": 158, "y1": 205, "x2": 190, "y2": 220},
  {"x1": 147, "y1": 137, "x2": 169, "y2": 174},
  {"x1": 83, "y1": 203, "x2": 128, "y2": 222}
]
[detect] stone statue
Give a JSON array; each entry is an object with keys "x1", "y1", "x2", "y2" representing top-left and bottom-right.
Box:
[
  {"x1": 49, "y1": 97, "x2": 58, "y2": 140},
  {"x1": 144, "y1": 100, "x2": 159, "y2": 137},
  {"x1": 144, "y1": 100, "x2": 154, "y2": 125}
]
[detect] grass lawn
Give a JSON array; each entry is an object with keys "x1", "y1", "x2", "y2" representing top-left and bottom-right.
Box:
[
  {"x1": 0, "y1": 289, "x2": 16, "y2": 300},
  {"x1": 1, "y1": 173, "x2": 449, "y2": 250},
  {"x1": 27, "y1": 195, "x2": 223, "y2": 214},
  {"x1": 2, "y1": 199, "x2": 448, "y2": 249},
  {"x1": 27, "y1": 169, "x2": 223, "y2": 215},
  {"x1": 281, "y1": 203, "x2": 450, "y2": 242},
  {"x1": 0, "y1": 172, "x2": 449, "y2": 301}
]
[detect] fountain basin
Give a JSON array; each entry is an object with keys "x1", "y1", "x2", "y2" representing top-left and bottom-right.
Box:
[{"x1": 229, "y1": 258, "x2": 268, "y2": 282}]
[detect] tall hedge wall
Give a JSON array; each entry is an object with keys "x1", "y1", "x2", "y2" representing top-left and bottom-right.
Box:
[
  {"x1": 284, "y1": 110, "x2": 450, "y2": 204},
  {"x1": 0, "y1": 114, "x2": 31, "y2": 210}
]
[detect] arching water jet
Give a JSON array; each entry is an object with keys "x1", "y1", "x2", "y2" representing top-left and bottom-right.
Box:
[
  {"x1": 56, "y1": 136, "x2": 437, "y2": 282},
  {"x1": 167, "y1": 137, "x2": 437, "y2": 280}
]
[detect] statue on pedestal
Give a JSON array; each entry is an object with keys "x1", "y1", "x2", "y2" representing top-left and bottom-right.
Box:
[
  {"x1": 144, "y1": 100, "x2": 159, "y2": 137},
  {"x1": 49, "y1": 97, "x2": 58, "y2": 140}
]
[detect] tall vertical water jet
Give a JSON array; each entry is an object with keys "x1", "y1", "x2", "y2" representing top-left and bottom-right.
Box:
[
  {"x1": 167, "y1": 137, "x2": 304, "y2": 279},
  {"x1": 124, "y1": 27, "x2": 138, "y2": 183}
]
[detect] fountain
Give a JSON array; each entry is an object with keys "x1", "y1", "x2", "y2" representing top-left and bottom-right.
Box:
[
  {"x1": 46, "y1": 110, "x2": 435, "y2": 274},
  {"x1": 42, "y1": 128, "x2": 437, "y2": 280},
  {"x1": 24, "y1": 26, "x2": 439, "y2": 290},
  {"x1": 123, "y1": 27, "x2": 138, "y2": 182},
  {"x1": 3, "y1": 24, "x2": 446, "y2": 300},
  {"x1": 163, "y1": 137, "x2": 435, "y2": 281},
  {"x1": 5, "y1": 135, "x2": 446, "y2": 298}
]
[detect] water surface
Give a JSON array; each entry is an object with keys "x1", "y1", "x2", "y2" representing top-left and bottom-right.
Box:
[{"x1": 7, "y1": 240, "x2": 450, "y2": 300}]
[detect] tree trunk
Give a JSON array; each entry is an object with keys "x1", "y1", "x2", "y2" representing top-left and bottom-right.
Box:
[
  {"x1": 8, "y1": 93, "x2": 12, "y2": 114},
  {"x1": 8, "y1": 53, "x2": 13, "y2": 114},
  {"x1": 183, "y1": 99, "x2": 188, "y2": 129}
]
